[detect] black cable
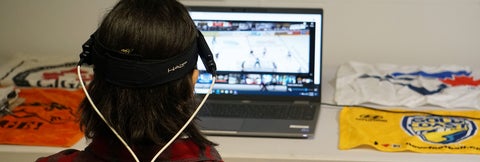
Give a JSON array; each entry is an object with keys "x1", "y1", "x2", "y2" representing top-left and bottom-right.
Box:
[{"x1": 320, "y1": 102, "x2": 480, "y2": 120}]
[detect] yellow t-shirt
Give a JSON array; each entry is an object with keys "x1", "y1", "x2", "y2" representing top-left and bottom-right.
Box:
[{"x1": 339, "y1": 106, "x2": 480, "y2": 154}]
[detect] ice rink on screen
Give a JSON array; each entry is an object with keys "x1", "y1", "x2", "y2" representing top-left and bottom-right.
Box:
[{"x1": 198, "y1": 31, "x2": 309, "y2": 73}]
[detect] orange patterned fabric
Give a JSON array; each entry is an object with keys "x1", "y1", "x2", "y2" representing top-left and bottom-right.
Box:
[{"x1": 0, "y1": 88, "x2": 84, "y2": 147}]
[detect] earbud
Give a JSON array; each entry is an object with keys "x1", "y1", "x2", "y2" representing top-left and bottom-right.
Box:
[
  {"x1": 78, "y1": 36, "x2": 94, "y2": 66},
  {"x1": 197, "y1": 31, "x2": 217, "y2": 76}
]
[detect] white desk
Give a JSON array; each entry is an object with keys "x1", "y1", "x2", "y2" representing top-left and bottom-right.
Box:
[{"x1": 1, "y1": 69, "x2": 479, "y2": 162}]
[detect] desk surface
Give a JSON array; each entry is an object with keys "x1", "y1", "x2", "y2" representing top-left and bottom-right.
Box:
[{"x1": 1, "y1": 69, "x2": 479, "y2": 162}]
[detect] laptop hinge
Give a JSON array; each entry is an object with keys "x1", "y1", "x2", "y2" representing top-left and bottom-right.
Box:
[{"x1": 293, "y1": 100, "x2": 310, "y2": 104}]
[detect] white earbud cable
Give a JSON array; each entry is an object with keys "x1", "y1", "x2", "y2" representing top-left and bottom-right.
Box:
[
  {"x1": 77, "y1": 65, "x2": 216, "y2": 162},
  {"x1": 150, "y1": 75, "x2": 215, "y2": 162}
]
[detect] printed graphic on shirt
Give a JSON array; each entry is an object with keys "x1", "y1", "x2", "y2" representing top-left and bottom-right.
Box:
[
  {"x1": 7, "y1": 62, "x2": 93, "y2": 89},
  {"x1": 8, "y1": 102, "x2": 77, "y2": 125},
  {"x1": 360, "y1": 70, "x2": 479, "y2": 95},
  {"x1": 402, "y1": 115, "x2": 477, "y2": 144}
]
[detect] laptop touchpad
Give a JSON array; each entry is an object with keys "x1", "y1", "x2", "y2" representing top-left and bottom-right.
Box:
[{"x1": 198, "y1": 117, "x2": 244, "y2": 131}]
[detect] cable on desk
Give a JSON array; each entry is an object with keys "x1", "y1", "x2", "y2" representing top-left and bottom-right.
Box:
[{"x1": 320, "y1": 102, "x2": 480, "y2": 120}]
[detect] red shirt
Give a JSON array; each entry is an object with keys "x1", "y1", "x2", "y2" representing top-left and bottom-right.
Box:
[{"x1": 36, "y1": 137, "x2": 223, "y2": 162}]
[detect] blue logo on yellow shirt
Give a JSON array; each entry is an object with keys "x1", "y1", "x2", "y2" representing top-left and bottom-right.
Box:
[{"x1": 402, "y1": 115, "x2": 477, "y2": 144}]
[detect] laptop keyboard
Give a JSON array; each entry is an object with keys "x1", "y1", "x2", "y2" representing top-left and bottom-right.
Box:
[{"x1": 198, "y1": 102, "x2": 316, "y2": 120}]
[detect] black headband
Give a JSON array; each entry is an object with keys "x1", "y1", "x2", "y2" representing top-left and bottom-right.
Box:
[{"x1": 79, "y1": 30, "x2": 216, "y2": 88}]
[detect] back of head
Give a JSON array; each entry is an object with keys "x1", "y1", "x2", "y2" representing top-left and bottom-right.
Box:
[
  {"x1": 79, "y1": 0, "x2": 213, "y2": 148},
  {"x1": 97, "y1": 0, "x2": 196, "y2": 59}
]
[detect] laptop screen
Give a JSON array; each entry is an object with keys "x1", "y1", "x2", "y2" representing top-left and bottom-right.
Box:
[{"x1": 189, "y1": 7, "x2": 323, "y2": 101}]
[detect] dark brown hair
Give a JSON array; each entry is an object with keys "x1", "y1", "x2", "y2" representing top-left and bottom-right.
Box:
[{"x1": 79, "y1": 0, "x2": 214, "y2": 149}]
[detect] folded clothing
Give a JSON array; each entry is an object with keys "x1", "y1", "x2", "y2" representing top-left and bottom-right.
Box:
[
  {"x1": 334, "y1": 61, "x2": 480, "y2": 109},
  {"x1": 0, "y1": 86, "x2": 23, "y2": 116},
  {"x1": 339, "y1": 106, "x2": 480, "y2": 154},
  {"x1": 0, "y1": 88, "x2": 84, "y2": 147},
  {"x1": 0, "y1": 58, "x2": 93, "y2": 89}
]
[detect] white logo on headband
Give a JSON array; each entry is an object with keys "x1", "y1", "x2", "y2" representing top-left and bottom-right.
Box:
[{"x1": 168, "y1": 61, "x2": 188, "y2": 73}]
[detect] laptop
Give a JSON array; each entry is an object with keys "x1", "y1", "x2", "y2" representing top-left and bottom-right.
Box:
[{"x1": 189, "y1": 6, "x2": 323, "y2": 138}]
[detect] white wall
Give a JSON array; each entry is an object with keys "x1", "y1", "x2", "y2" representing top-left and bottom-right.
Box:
[
  {"x1": 0, "y1": 0, "x2": 114, "y2": 62},
  {"x1": 321, "y1": 0, "x2": 480, "y2": 68},
  {"x1": 1, "y1": 0, "x2": 479, "y2": 69}
]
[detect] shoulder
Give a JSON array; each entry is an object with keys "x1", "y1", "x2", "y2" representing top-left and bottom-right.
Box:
[
  {"x1": 36, "y1": 149, "x2": 102, "y2": 162},
  {"x1": 35, "y1": 149, "x2": 80, "y2": 162},
  {"x1": 167, "y1": 139, "x2": 223, "y2": 162}
]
